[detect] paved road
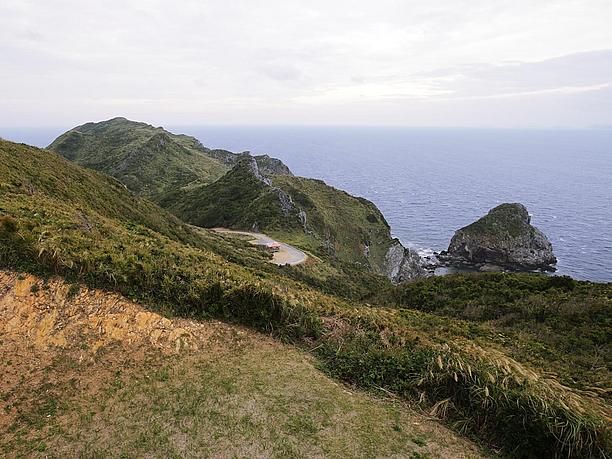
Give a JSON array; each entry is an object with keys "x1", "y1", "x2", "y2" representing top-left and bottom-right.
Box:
[{"x1": 212, "y1": 228, "x2": 308, "y2": 266}]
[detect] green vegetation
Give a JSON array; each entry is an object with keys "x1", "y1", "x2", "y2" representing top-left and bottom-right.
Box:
[
  {"x1": 48, "y1": 117, "x2": 230, "y2": 202},
  {"x1": 165, "y1": 160, "x2": 401, "y2": 273},
  {"x1": 163, "y1": 157, "x2": 302, "y2": 232},
  {"x1": 1, "y1": 139, "x2": 610, "y2": 457},
  {"x1": 272, "y1": 175, "x2": 395, "y2": 268},
  {"x1": 2, "y1": 294, "x2": 478, "y2": 458},
  {"x1": 384, "y1": 273, "x2": 611, "y2": 395},
  {"x1": 458, "y1": 203, "x2": 534, "y2": 238},
  {"x1": 49, "y1": 118, "x2": 408, "y2": 276}
]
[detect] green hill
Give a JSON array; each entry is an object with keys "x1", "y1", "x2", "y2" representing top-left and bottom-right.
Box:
[
  {"x1": 51, "y1": 118, "x2": 426, "y2": 282},
  {"x1": 1, "y1": 139, "x2": 610, "y2": 457},
  {"x1": 161, "y1": 155, "x2": 301, "y2": 233},
  {"x1": 272, "y1": 174, "x2": 413, "y2": 274},
  {"x1": 48, "y1": 117, "x2": 293, "y2": 204},
  {"x1": 48, "y1": 117, "x2": 229, "y2": 201},
  {"x1": 165, "y1": 156, "x2": 426, "y2": 281}
]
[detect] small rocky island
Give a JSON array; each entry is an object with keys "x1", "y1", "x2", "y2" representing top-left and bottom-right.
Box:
[{"x1": 437, "y1": 203, "x2": 557, "y2": 272}]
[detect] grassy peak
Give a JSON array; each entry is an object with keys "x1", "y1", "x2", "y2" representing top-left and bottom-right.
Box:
[{"x1": 460, "y1": 202, "x2": 533, "y2": 238}]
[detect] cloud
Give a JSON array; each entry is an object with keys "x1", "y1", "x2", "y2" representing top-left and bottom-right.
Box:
[
  {"x1": 424, "y1": 50, "x2": 612, "y2": 95},
  {"x1": 0, "y1": 0, "x2": 611, "y2": 127},
  {"x1": 259, "y1": 63, "x2": 302, "y2": 82}
]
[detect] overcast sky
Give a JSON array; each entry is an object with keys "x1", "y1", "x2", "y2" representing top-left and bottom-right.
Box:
[{"x1": 2, "y1": 0, "x2": 612, "y2": 127}]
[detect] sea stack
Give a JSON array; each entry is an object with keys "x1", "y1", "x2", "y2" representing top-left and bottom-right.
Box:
[{"x1": 445, "y1": 203, "x2": 556, "y2": 271}]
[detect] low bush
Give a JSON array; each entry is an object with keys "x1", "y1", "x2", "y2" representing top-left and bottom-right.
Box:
[
  {"x1": 385, "y1": 273, "x2": 612, "y2": 394},
  {"x1": 314, "y1": 321, "x2": 610, "y2": 458}
]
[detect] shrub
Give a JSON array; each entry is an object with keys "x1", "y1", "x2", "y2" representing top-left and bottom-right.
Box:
[
  {"x1": 314, "y1": 324, "x2": 610, "y2": 458},
  {"x1": 0, "y1": 216, "x2": 18, "y2": 234}
]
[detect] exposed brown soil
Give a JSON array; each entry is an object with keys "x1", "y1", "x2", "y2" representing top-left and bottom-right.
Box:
[{"x1": 0, "y1": 271, "x2": 246, "y2": 444}]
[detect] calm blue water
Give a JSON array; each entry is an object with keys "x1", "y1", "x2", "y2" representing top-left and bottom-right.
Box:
[{"x1": 3, "y1": 126, "x2": 611, "y2": 282}]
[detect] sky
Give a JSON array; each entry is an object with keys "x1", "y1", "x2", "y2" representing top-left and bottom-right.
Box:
[{"x1": 1, "y1": 0, "x2": 612, "y2": 128}]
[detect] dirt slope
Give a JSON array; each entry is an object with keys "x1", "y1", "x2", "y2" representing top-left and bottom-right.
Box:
[{"x1": 0, "y1": 271, "x2": 485, "y2": 458}]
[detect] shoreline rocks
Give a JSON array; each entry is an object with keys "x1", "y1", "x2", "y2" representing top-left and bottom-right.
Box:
[{"x1": 381, "y1": 240, "x2": 427, "y2": 283}]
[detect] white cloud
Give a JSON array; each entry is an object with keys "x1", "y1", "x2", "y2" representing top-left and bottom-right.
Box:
[{"x1": 0, "y1": 0, "x2": 611, "y2": 127}]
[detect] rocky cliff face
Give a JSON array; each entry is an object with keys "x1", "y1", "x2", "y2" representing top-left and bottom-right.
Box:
[
  {"x1": 207, "y1": 150, "x2": 293, "y2": 177},
  {"x1": 446, "y1": 203, "x2": 556, "y2": 270},
  {"x1": 245, "y1": 155, "x2": 272, "y2": 186},
  {"x1": 381, "y1": 240, "x2": 427, "y2": 283},
  {"x1": 253, "y1": 154, "x2": 294, "y2": 176}
]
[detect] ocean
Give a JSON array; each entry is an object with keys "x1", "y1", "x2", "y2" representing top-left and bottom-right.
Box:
[{"x1": 4, "y1": 126, "x2": 612, "y2": 282}]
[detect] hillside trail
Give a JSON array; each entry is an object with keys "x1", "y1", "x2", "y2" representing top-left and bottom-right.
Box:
[{"x1": 212, "y1": 227, "x2": 308, "y2": 265}]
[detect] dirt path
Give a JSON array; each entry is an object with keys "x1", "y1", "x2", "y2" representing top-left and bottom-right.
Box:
[{"x1": 212, "y1": 228, "x2": 308, "y2": 266}]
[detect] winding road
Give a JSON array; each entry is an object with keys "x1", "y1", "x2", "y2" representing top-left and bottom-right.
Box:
[{"x1": 212, "y1": 228, "x2": 308, "y2": 266}]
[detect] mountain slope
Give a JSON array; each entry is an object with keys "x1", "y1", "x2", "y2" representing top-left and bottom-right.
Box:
[
  {"x1": 50, "y1": 118, "x2": 425, "y2": 282},
  {"x1": 272, "y1": 174, "x2": 424, "y2": 280},
  {"x1": 166, "y1": 156, "x2": 425, "y2": 281},
  {"x1": 48, "y1": 117, "x2": 293, "y2": 203},
  {"x1": 0, "y1": 138, "x2": 273, "y2": 270},
  {"x1": 162, "y1": 155, "x2": 301, "y2": 232},
  {"x1": 1, "y1": 139, "x2": 609, "y2": 457},
  {"x1": 48, "y1": 117, "x2": 229, "y2": 201}
]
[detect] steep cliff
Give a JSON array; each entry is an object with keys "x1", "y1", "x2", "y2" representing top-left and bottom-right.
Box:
[{"x1": 381, "y1": 240, "x2": 427, "y2": 282}]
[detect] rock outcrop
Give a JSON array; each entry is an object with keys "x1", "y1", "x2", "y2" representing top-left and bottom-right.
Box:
[
  {"x1": 208, "y1": 150, "x2": 293, "y2": 177},
  {"x1": 253, "y1": 154, "x2": 294, "y2": 176},
  {"x1": 445, "y1": 203, "x2": 556, "y2": 271},
  {"x1": 244, "y1": 155, "x2": 272, "y2": 186},
  {"x1": 381, "y1": 240, "x2": 427, "y2": 283}
]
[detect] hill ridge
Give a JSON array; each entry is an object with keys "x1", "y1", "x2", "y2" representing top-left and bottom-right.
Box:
[{"x1": 50, "y1": 117, "x2": 427, "y2": 281}]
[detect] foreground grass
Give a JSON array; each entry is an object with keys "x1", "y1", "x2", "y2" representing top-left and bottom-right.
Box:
[
  {"x1": 39, "y1": 345, "x2": 474, "y2": 458},
  {"x1": 1, "y1": 140, "x2": 610, "y2": 457},
  {"x1": 1, "y1": 273, "x2": 482, "y2": 458}
]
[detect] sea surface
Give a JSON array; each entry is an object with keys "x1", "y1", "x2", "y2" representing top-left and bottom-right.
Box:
[{"x1": 4, "y1": 126, "x2": 612, "y2": 282}]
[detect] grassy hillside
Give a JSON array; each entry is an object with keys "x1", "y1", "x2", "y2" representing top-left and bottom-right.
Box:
[
  {"x1": 1, "y1": 139, "x2": 610, "y2": 457},
  {"x1": 272, "y1": 175, "x2": 396, "y2": 269},
  {"x1": 162, "y1": 156, "x2": 303, "y2": 233},
  {"x1": 165, "y1": 157, "x2": 405, "y2": 276},
  {"x1": 0, "y1": 139, "x2": 275, "y2": 272},
  {"x1": 1, "y1": 272, "x2": 483, "y2": 458},
  {"x1": 48, "y1": 117, "x2": 230, "y2": 201},
  {"x1": 48, "y1": 118, "x2": 295, "y2": 204},
  {"x1": 49, "y1": 118, "x2": 422, "y2": 281},
  {"x1": 384, "y1": 273, "x2": 612, "y2": 396}
]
